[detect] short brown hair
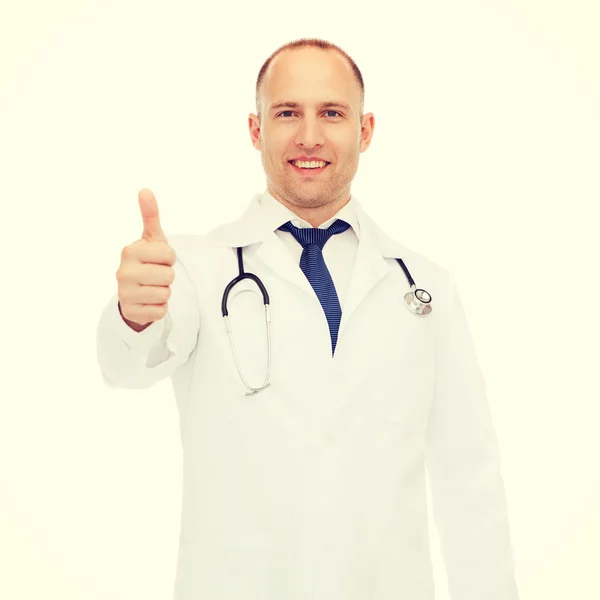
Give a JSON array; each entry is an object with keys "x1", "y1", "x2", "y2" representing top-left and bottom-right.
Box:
[{"x1": 255, "y1": 38, "x2": 365, "y2": 121}]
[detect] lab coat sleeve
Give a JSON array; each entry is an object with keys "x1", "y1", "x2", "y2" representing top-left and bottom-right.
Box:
[
  {"x1": 96, "y1": 238, "x2": 200, "y2": 389},
  {"x1": 425, "y1": 270, "x2": 520, "y2": 600}
]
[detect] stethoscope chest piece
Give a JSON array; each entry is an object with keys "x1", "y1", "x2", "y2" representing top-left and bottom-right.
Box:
[{"x1": 404, "y1": 286, "x2": 432, "y2": 316}]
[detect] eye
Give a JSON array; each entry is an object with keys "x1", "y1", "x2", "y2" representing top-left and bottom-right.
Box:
[{"x1": 276, "y1": 110, "x2": 342, "y2": 119}]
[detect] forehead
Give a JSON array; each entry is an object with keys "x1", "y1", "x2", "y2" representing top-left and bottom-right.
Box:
[{"x1": 264, "y1": 48, "x2": 358, "y2": 110}]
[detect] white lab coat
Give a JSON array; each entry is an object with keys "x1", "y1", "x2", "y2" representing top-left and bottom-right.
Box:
[{"x1": 97, "y1": 192, "x2": 519, "y2": 600}]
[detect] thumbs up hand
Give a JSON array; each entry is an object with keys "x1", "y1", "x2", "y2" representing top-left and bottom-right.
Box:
[
  {"x1": 116, "y1": 189, "x2": 176, "y2": 330},
  {"x1": 139, "y1": 187, "x2": 169, "y2": 244}
]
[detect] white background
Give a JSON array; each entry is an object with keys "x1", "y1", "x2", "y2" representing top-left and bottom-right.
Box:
[{"x1": 1, "y1": 1, "x2": 599, "y2": 598}]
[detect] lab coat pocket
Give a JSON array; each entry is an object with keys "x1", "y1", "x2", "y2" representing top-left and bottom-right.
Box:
[
  {"x1": 375, "y1": 386, "x2": 433, "y2": 432},
  {"x1": 175, "y1": 542, "x2": 269, "y2": 600},
  {"x1": 373, "y1": 370, "x2": 433, "y2": 440}
]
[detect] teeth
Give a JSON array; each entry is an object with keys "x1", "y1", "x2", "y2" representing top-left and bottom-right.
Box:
[{"x1": 292, "y1": 160, "x2": 327, "y2": 169}]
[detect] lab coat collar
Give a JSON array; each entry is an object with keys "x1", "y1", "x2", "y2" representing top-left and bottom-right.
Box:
[
  {"x1": 212, "y1": 189, "x2": 409, "y2": 260},
  {"x1": 210, "y1": 190, "x2": 411, "y2": 345}
]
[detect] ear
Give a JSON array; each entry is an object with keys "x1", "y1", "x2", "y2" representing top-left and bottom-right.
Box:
[
  {"x1": 248, "y1": 113, "x2": 261, "y2": 150},
  {"x1": 360, "y1": 112, "x2": 375, "y2": 152}
]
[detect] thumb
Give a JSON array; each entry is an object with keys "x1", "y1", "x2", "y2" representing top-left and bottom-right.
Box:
[{"x1": 138, "y1": 188, "x2": 167, "y2": 243}]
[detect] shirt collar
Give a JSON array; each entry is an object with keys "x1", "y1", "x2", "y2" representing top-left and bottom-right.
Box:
[{"x1": 258, "y1": 189, "x2": 361, "y2": 239}]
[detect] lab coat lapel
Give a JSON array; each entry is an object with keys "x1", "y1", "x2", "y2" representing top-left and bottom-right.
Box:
[
  {"x1": 247, "y1": 197, "x2": 411, "y2": 331},
  {"x1": 338, "y1": 214, "x2": 390, "y2": 341},
  {"x1": 255, "y1": 233, "x2": 316, "y2": 299},
  {"x1": 211, "y1": 193, "x2": 316, "y2": 299},
  {"x1": 337, "y1": 200, "x2": 408, "y2": 342}
]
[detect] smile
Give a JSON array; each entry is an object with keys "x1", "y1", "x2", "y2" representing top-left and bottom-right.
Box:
[{"x1": 288, "y1": 160, "x2": 330, "y2": 175}]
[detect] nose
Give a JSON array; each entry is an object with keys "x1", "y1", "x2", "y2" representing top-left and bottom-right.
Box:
[{"x1": 295, "y1": 115, "x2": 325, "y2": 149}]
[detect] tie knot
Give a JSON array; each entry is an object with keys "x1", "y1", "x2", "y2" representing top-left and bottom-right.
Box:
[{"x1": 278, "y1": 219, "x2": 351, "y2": 250}]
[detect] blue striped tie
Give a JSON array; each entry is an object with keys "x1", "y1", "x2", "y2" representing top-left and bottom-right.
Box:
[{"x1": 278, "y1": 219, "x2": 351, "y2": 356}]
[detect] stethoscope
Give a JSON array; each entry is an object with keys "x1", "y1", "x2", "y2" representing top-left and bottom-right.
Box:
[{"x1": 222, "y1": 246, "x2": 432, "y2": 395}]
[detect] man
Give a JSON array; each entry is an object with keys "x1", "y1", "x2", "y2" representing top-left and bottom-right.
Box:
[{"x1": 97, "y1": 38, "x2": 520, "y2": 600}]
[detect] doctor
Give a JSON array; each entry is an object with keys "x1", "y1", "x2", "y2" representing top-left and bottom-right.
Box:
[{"x1": 97, "y1": 38, "x2": 520, "y2": 600}]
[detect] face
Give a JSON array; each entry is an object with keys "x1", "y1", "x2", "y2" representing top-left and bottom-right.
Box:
[{"x1": 248, "y1": 47, "x2": 375, "y2": 225}]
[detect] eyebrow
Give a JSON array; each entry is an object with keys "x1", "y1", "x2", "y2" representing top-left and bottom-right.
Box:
[{"x1": 269, "y1": 101, "x2": 351, "y2": 112}]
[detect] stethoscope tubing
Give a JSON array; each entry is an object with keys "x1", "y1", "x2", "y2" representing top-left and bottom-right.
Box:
[
  {"x1": 221, "y1": 246, "x2": 432, "y2": 394},
  {"x1": 222, "y1": 247, "x2": 431, "y2": 316}
]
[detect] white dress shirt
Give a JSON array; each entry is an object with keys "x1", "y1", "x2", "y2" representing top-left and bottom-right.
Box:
[{"x1": 259, "y1": 190, "x2": 360, "y2": 308}]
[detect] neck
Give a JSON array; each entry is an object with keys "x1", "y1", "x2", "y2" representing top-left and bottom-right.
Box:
[{"x1": 268, "y1": 187, "x2": 351, "y2": 228}]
